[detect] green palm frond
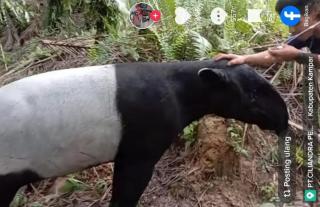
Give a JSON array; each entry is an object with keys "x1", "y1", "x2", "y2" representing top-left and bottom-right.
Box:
[
  {"x1": 190, "y1": 31, "x2": 212, "y2": 59},
  {"x1": 0, "y1": 0, "x2": 31, "y2": 26},
  {"x1": 45, "y1": 0, "x2": 120, "y2": 33}
]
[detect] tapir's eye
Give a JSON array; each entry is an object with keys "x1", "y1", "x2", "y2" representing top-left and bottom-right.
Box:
[
  {"x1": 250, "y1": 94, "x2": 256, "y2": 102},
  {"x1": 249, "y1": 89, "x2": 257, "y2": 103}
]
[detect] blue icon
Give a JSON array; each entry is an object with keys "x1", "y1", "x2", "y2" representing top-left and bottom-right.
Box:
[{"x1": 280, "y1": 6, "x2": 301, "y2": 26}]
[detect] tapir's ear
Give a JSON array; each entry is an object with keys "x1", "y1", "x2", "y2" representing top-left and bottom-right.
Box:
[{"x1": 198, "y1": 68, "x2": 228, "y2": 84}]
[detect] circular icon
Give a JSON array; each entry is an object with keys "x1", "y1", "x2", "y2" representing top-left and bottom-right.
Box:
[
  {"x1": 150, "y1": 10, "x2": 161, "y2": 22},
  {"x1": 175, "y1": 7, "x2": 191, "y2": 25},
  {"x1": 129, "y1": 3, "x2": 154, "y2": 29},
  {"x1": 280, "y1": 6, "x2": 301, "y2": 27},
  {"x1": 211, "y1": 7, "x2": 227, "y2": 25},
  {"x1": 306, "y1": 192, "x2": 314, "y2": 199}
]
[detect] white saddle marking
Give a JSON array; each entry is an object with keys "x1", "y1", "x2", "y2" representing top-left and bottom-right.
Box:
[{"x1": 0, "y1": 65, "x2": 122, "y2": 177}]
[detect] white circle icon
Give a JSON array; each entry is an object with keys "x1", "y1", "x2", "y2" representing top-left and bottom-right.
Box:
[
  {"x1": 175, "y1": 7, "x2": 191, "y2": 25},
  {"x1": 306, "y1": 192, "x2": 314, "y2": 199},
  {"x1": 211, "y1": 7, "x2": 227, "y2": 25}
]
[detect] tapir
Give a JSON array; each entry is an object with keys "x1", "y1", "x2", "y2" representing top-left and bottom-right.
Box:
[{"x1": 0, "y1": 60, "x2": 288, "y2": 207}]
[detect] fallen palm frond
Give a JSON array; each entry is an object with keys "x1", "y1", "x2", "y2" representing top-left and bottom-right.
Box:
[{"x1": 0, "y1": 36, "x2": 95, "y2": 86}]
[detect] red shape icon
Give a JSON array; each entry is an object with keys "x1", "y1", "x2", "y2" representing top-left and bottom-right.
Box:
[{"x1": 150, "y1": 10, "x2": 161, "y2": 22}]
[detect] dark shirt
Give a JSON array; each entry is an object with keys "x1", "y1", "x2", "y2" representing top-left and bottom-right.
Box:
[{"x1": 287, "y1": 35, "x2": 320, "y2": 54}]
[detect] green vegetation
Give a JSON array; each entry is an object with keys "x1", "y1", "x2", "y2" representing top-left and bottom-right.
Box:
[
  {"x1": 95, "y1": 179, "x2": 108, "y2": 195},
  {"x1": 227, "y1": 120, "x2": 249, "y2": 157},
  {"x1": 0, "y1": 0, "x2": 288, "y2": 65},
  {"x1": 58, "y1": 177, "x2": 88, "y2": 194},
  {"x1": 260, "y1": 183, "x2": 277, "y2": 202},
  {"x1": 0, "y1": 0, "x2": 31, "y2": 28},
  {"x1": 45, "y1": 0, "x2": 120, "y2": 33},
  {"x1": 10, "y1": 192, "x2": 28, "y2": 207},
  {"x1": 181, "y1": 121, "x2": 199, "y2": 148}
]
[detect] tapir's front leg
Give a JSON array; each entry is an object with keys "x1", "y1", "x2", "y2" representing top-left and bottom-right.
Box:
[
  {"x1": 110, "y1": 155, "x2": 157, "y2": 207},
  {"x1": 109, "y1": 131, "x2": 174, "y2": 207}
]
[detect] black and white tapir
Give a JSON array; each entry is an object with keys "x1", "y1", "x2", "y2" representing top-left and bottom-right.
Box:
[{"x1": 0, "y1": 60, "x2": 288, "y2": 207}]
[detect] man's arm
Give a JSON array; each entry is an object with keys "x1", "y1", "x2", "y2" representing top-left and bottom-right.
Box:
[
  {"x1": 295, "y1": 52, "x2": 320, "y2": 67},
  {"x1": 268, "y1": 44, "x2": 320, "y2": 67},
  {"x1": 214, "y1": 51, "x2": 275, "y2": 67},
  {"x1": 243, "y1": 51, "x2": 275, "y2": 67},
  {"x1": 214, "y1": 44, "x2": 320, "y2": 67}
]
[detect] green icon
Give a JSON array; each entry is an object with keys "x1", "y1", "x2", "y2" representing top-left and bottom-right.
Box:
[{"x1": 304, "y1": 189, "x2": 317, "y2": 202}]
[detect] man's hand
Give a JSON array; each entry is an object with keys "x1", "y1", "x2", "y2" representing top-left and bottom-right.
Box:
[
  {"x1": 213, "y1": 46, "x2": 302, "y2": 68},
  {"x1": 267, "y1": 44, "x2": 300, "y2": 63},
  {"x1": 214, "y1": 53, "x2": 247, "y2": 66}
]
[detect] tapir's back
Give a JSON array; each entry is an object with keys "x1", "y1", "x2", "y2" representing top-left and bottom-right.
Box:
[{"x1": 0, "y1": 65, "x2": 122, "y2": 178}]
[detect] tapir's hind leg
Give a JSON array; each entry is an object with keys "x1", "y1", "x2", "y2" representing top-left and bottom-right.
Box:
[
  {"x1": 0, "y1": 170, "x2": 41, "y2": 207},
  {"x1": 0, "y1": 186, "x2": 19, "y2": 207}
]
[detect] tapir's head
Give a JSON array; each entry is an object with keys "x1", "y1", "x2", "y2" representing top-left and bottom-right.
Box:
[{"x1": 198, "y1": 61, "x2": 288, "y2": 136}]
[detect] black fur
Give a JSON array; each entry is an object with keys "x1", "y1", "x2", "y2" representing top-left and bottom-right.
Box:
[
  {"x1": 110, "y1": 60, "x2": 288, "y2": 206},
  {"x1": 0, "y1": 170, "x2": 41, "y2": 206},
  {"x1": 0, "y1": 60, "x2": 288, "y2": 207}
]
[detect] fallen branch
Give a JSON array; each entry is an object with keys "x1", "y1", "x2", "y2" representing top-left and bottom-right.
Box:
[
  {"x1": 41, "y1": 39, "x2": 94, "y2": 48},
  {"x1": 288, "y1": 120, "x2": 320, "y2": 140},
  {"x1": 270, "y1": 62, "x2": 286, "y2": 84},
  {"x1": 0, "y1": 55, "x2": 57, "y2": 85},
  {"x1": 289, "y1": 120, "x2": 303, "y2": 130}
]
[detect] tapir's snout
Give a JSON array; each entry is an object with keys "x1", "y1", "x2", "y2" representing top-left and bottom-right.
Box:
[
  {"x1": 271, "y1": 92, "x2": 289, "y2": 136},
  {"x1": 247, "y1": 111, "x2": 288, "y2": 136},
  {"x1": 277, "y1": 128, "x2": 289, "y2": 137},
  {"x1": 274, "y1": 113, "x2": 289, "y2": 136},
  {"x1": 219, "y1": 62, "x2": 289, "y2": 137},
  {"x1": 255, "y1": 95, "x2": 289, "y2": 136}
]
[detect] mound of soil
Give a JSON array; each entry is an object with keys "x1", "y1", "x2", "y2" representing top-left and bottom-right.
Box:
[
  {"x1": 140, "y1": 115, "x2": 260, "y2": 207},
  {"x1": 196, "y1": 116, "x2": 239, "y2": 177}
]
